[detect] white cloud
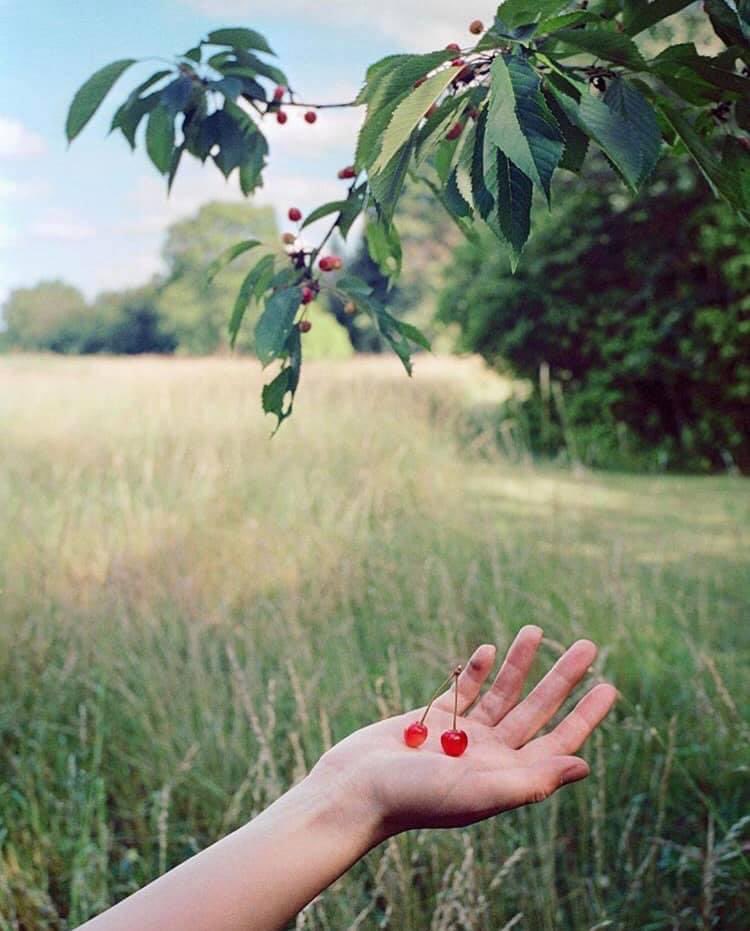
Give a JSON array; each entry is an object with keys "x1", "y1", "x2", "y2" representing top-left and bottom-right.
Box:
[
  {"x1": 29, "y1": 209, "x2": 96, "y2": 241},
  {"x1": 0, "y1": 177, "x2": 47, "y2": 200},
  {"x1": 178, "y1": 0, "x2": 498, "y2": 49},
  {"x1": 0, "y1": 116, "x2": 46, "y2": 158}
]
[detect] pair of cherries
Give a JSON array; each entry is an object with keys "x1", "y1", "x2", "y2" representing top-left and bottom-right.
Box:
[{"x1": 403, "y1": 666, "x2": 469, "y2": 757}]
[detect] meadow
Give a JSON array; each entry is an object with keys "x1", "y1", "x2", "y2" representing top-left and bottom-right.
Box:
[{"x1": 0, "y1": 354, "x2": 748, "y2": 930}]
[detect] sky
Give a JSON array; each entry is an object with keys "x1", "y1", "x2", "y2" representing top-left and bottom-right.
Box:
[{"x1": 0, "y1": 0, "x2": 498, "y2": 307}]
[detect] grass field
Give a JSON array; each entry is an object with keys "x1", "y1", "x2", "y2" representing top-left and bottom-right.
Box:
[{"x1": 1, "y1": 354, "x2": 748, "y2": 930}]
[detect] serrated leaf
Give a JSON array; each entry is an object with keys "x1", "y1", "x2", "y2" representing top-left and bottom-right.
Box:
[
  {"x1": 484, "y1": 147, "x2": 532, "y2": 264},
  {"x1": 262, "y1": 327, "x2": 302, "y2": 432},
  {"x1": 66, "y1": 59, "x2": 137, "y2": 142},
  {"x1": 543, "y1": 86, "x2": 588, "y2": 172},
  {"x1": 486, "y1": 52, "x2": 563, "y2": 202},
  {"x1": 369, "y1": 138, "x2": 416, "y2": 220},
  {"x1": 146, "y1": 104, "x2": 174, "y2": 174},
  {"x1": 443, "y1": 169, "x2": 473, "y2": 219},
  {"x1": 650, "y1": 43, "x2": 749, "y2": 102},
  {"x1": 470, "y1": 107, "x2": 495, "y2": 219},
  {"x1": 255, "y1": 287, "x2": 302, "y2": 366},
  {"x1": 111, "y1": 91, "x2": 161, "y2": 149},
  {"x1": 372, "y1": 66, "x2": 461, "y2": 174},
  {"x1": 206, "y1": 28, "x2": 275, "y2": 56},
  {"x1": 396, "y1": 320, "x2": 431, "y2": 351},
  {"x1": 554, "y1": 28, "x2": 648, "y2": 69},
  {"x1": 538, "y1": 10, "x2": 603, "y2": 33},
  {"x1": 602, "y1": 78, "x2": 661, "y2": 185},
  {"x1": 228, "y1": 253, "x2": 275, "y2": 346},
  {"x1": 365, "y1": 220, "x2": 402, "y2": 280},
  {"x1": 704, "y1": 0, "x2": 750, "y2": 49},
  {"x1": 239, "y1": 132, "x2": 268, "y2": 195},
  {"x1": 206, "y1": 239, "x2": 262, "y2": 284}
]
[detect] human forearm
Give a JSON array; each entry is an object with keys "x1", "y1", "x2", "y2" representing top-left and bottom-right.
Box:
[{"x1": 78, "y1": 769, "x2": 381, "y2": 931}]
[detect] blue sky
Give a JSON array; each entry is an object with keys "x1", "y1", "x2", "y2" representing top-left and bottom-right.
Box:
[{"x1": 0, "y1": 0, "x2": 497, "y2": 305}]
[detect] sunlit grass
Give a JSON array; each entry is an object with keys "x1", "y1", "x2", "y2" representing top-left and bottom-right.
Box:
[{"x1": 1, "y1": 354, "x2": 748, "y2": 930}]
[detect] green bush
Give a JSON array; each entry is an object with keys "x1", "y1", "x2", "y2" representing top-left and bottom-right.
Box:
[{"x1": 438, "y1": 161, "x2": 750, "y2": 473}]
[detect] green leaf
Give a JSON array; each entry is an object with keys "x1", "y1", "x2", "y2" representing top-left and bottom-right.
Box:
[
  {"x1": 336, "y1": 275, "x2": 374, "y2": 299},
  {"x1": 184, "y1": 47, "x2": 202, "y2": 63},
  {"x1": 444, "y1": 168, "x2": 473, "y2": 219},
  {"x1": 396, "y1": 320, "x2": 431, "y2": 351},
  {"x1": 228, "y1": 254, "x2": 276, "y2": 346},
  {"x1": 621, "y1": 0, "x2": 694, "y2": 37},
  {"x1": 650, "y1": 44, "x2": 750, "y2": 101},
  {"x1": 206, "y1": 240, "x2": 262, "y2": 284},
  {"x1": 369, "y1": 138, "x2": 416, "y2": 220},
  {"x1": 301, "y1": 200, "x2": 351, "y2": 228},
  {"x1": 704, "y1": 0, "x2": 750, "y2": 50},
  {"x1": 167, "y1": 143, "x2": 184, "y2": 193},
  {"x1": 602, "y1": 78, "x2": 662, "y2": 185},
  {"x1": 222, "y1": 52, "x2": 288, "y2": 89},
  {"x1": 261, "y1": 327, "x2": 302, "y2": 432},
  {"x1": 239, "y1": 132, "x2": 268, "y2": 195},
  {"x1": 554, "y1": 28, "x2": 648, "y2": 69},
  {"x1": 161, "y1": 75, "x2": 194, "y2": 114},
  {"x1": 206, "y1": 28, "x2": 276, "y2": 56},
  {"x1": 111, "y1": 91, "x2": 161, "y2": 149},
  {"x1": 486, "y1": 52, "x2": 563, "y2": 202},
  {"x1": 484, "y1": 147, "x2": 532, "y2": 265},
  {"x1": 543, "y1": 86, "x2": 589, "y2": 172},
  {"x1": 66, "y1": 59, "x2": 137, "y2": 142},
  {"x1": 255, "y1": 287, "x2": 302, "y2": 366},
  {"x1": 470, "y1": 107, "x2": 495, "y2": 220},
  {"x1": 497, "y1": 0, "x2": 571, "y2": 28},
  {"x1": 372, "y1": 66, "x2": 462, "y2": 174},
  {"x1": 365, "y1": 220, "x2": 402, "y2": 280},
  {"x1": 145, "y1": 105, "x2": 174, "y2": 174},
  {"x1": 538, "y1": 10, "x2": 603, "y2": 33}
]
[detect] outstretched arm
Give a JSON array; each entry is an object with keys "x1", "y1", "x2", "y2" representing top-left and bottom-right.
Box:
[{"x1": 78, "y1": 627, "x2": 617, "y2": 931}]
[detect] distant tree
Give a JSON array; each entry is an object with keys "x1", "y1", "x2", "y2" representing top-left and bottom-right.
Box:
[
  {"x1": 3, "y1": 281, "x2": 88, "y2": 351},
  {"x1": 158, "y1": 202, "x2": 278, "y2": 354},
  {"x1": 91, "y1": 288, "x2": 176, "y2": 354}
]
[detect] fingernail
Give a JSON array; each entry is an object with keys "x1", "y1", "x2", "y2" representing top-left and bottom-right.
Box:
[{"x1": 561, "y1": 763, "x2": 589, "y2": 785}]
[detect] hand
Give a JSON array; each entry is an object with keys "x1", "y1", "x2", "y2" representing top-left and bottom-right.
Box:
[{"x1": 310, "y1": 627, "x2": 617, "y2": 840}]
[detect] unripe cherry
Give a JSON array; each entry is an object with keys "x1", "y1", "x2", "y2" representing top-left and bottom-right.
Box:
[
  {"x1": 304, "y1": 110, "x2": 317, "y2": 124},
  {"x1": 288, "y1": 207, "x2": 302, "y2": 222},
  {"x1": 276, "y1": 110, "x2": 288, "y2": 124},
  {"x1": 273, "y1": 85, "x2": 286, "y2": 101},
  {"x1": 445, "y1": 42, "x2": 461, "y2": 52},
  {"x1": 445, "y1": 121, "x2": 464, "y2": 141},
  {"x1": 344, "y1": 301, "x2": 357, "y2": 315},
  {"x1": 337, "y1": 165, "x2": 357, "y2": 179},
  {"x1": 298, "y1": 319, "x2": 312, "y2": 333},
  {"x1": 282, "y1": 232, "x2": 296, "y2": 245},
  {"x1": 469, "y1": 19, "x2": 484, "y2": 35},
  {"x1": 301, "y1": 287, "x2": 316, "y2": 305}
]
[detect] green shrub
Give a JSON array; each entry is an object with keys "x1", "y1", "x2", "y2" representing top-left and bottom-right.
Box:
[{"x1": 438, "y1": 161, "x2": 750, "y2": 473}]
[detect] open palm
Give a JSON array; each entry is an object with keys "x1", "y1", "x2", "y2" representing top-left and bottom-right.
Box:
[{"x1": 313, "y1": 627, "x2": 617, "y2": 838}]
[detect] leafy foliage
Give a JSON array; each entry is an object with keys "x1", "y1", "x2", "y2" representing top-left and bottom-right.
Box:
[
  {"x1": 438, "y1": 160, "x2": 750, "y2": 473},
  {"x1": 67, "y1": 3, "x2": 750, "y2": 427}
]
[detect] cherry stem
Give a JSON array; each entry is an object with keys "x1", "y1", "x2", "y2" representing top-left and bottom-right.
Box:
[
  {"x1": 418, "y1": 670, "x2": 457, "y2": 726},
  {"x1": 452, "y1": 669, "x2": 459, "y2": 730}
]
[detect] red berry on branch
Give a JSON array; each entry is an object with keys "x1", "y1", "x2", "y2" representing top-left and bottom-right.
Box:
[
  {"x1": 451, "y1": 58, "x2": 465, "y2": 67},
  {"x1": 445, "y1": 121, "x2": 464, "y2": 140},
  {"x1": 318, "y1": 255, "x2": 341, "y2": 272},
  {"x1": 441, "y1": 729, "x2": 468, "y2": 757},
  {"x1": 273, "y1": 85, "x2": 286, "y2": 101},
  {"x1": 337, "y1": 165, "x2": 357, "y2": 179},
  {"x1": 282, "y1": 232, "x2": 296, "y2": 245},
  {"x1": 304, "y1": 110, "x2": 317, "y2": 124},
  {"x1": 404, "y1": 722, "x2": 428, "y2": 748},
  {"x1": 445, "y1": 42, "x2": 461, "y2": 52},
  {"x1": 456, "y1": 65, "x2": 475, "y2": 83},
  {"x1": 298, "y1": 319, "x2": 313, "y2": 333},
  {"x1": 288, "y1": 207, "x2": 302, "y2": 222},
  {"x1": 276, "y1": 110, "x2": 288, "y2": 124},
  {"x1": 414, "y1": 76, "x2": 427, "y2": 88},
  {"x1": 301, "y1": 287, "x2": 316, "y2": 305},
  {"x1": 469, "y1": 19, "x2": 484, "y2": 35},
  {"x1": 344, "y1": 301, "x2": 357, "y2": 315}
]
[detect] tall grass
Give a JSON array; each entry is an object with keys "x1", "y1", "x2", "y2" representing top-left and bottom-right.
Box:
[{"x1": 1, "y1": 355, "x2": 748, "y2": 930}]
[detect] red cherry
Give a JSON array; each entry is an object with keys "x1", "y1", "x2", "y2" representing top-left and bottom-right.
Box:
[
  {"x1": 451, "y1": 58, "x2": 465, "y2": 67},
  {"x1": 404, "y1": 721, "x2": 428, "y2": 748},
  {"x1": 469, "y1": 19, "x2": 484, "y2": 35},
  {"x1": 288, "y1": 207, "x2": 302, "y2": 222},
  {"x1": 304, "y1": 110, "x2": 317, "y2": 124},
  {"x1": 301, "y1": 286, "x2": 316, "y2": 305},
  {"x1": 445, "y1": 121, "x2": 464, "y2": 141},
  {"x1": 276, "y1": 110, "x2": 288, "y2": 124},
  {"x1": 445, "y1": 42, "x2": 461, "y2": 52},
  {"x1": 273, "y1": 85, "x2": 286, "y2": 101},
  {"x1": 414, "y1": 76, "x2": 427, "y2": 88},
  {"x1": 441, "y1": 729, "x2": 468, "y2": 757},
  {"x1": 455, "y1": 65, "x2": 475, "y2": 84},
  {"x1": 298, "y1": 319, "x2": 312, "y2": 333},
  {"x1": 319, "y1": 255, "x2": 341, "y2": 272},
  {"x1": 337, "y1": 165, "x2": 356, "y2": 179}
]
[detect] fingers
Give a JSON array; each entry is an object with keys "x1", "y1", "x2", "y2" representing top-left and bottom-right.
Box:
[
  {"x1": 495, "y1": 639, "x2": 598, "y2": 748},
  {"x1": 522, "y1": 683, "x2": 618, "y2": 761},
  {"x1": 477, "y1": 755, "x2": 590, "y2": 813},
  {"x1": 470, "y1": 625, "x2": 543, "y2": 725},
  {"x1": 433, "y1": 643, "x2": 496, "y2": 715}
]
